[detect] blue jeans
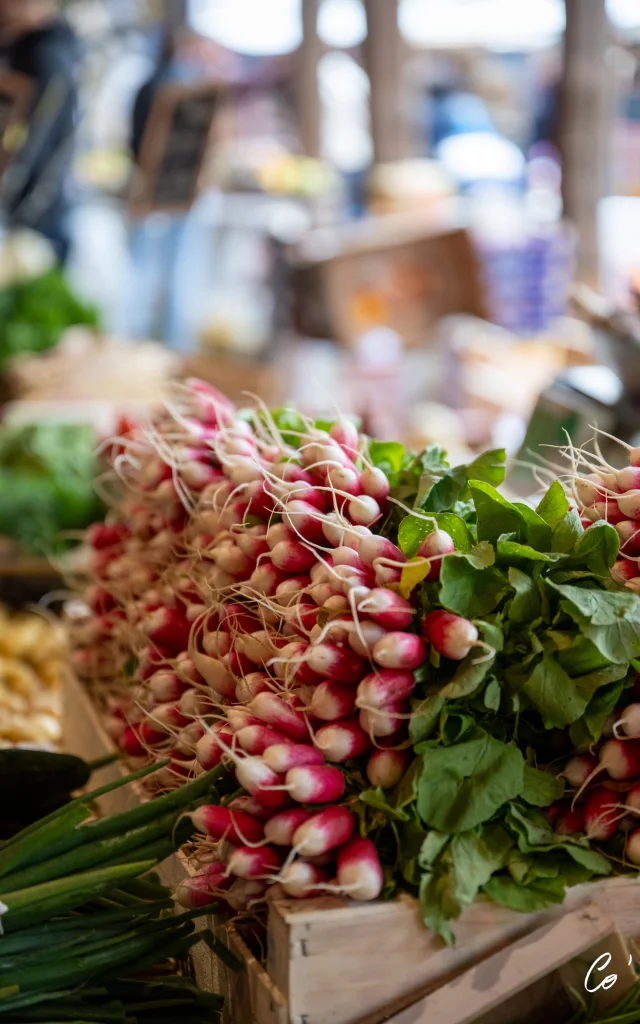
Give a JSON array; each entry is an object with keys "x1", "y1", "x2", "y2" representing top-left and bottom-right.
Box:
[{"x1": 124, "y1": 212, "x2": 188, "y2": 349}]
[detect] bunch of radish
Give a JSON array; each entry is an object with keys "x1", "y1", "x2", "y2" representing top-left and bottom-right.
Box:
[
  {"x1": 68, "y1": 379, "x2": 511, "y2": 909},
  {"x1": 569, "y1": 437, "x2": 640, "y2": 591}
]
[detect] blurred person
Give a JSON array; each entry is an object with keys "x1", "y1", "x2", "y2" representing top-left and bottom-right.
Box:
[
  {"x1": 0, "y1": 0, "x2": 78, "y2": 262},
  {"x1": 124, "y1": 30, "x2": 197, "y2": 349}
]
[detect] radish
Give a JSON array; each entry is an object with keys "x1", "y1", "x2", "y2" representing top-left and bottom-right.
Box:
[
  {"x1": 326, "y1": 465, "x2": 361, "y2": 496},
  {"x1": 366, "y1": 748, "x2": 410, "y2": 789},
  {"x1": 314, "y1": 718, "x2": 372, "y2": 761},
  {"x1": 594, "y1": 498, "x2": 626, "y2": 524},
  {"x1": 372, "y1": 633, "x2": 426, "y2": 671},
  {"x1": 202, "y1": 627, "x2": 232, "y2": 660},
  {"x1": 281, "y1": 500, "x2": 326, "y2": 544},
  {"x1": 574, "y1": 474, "x2": 607, "y2": 508},
  {"x1": 148, "y1": 670, "x2": 187, "y2": 702},
  {"x1": 552, "y1": 801, "x2": 585, "y2": 836},
  {"x1": 250, "y1": 693, "x2": 309, "y2": 742},
  {"x1": 279, "y1": 860, "x2": 329, "y2": 897},
  {"x1": 235, "y1": 524, "x2": 269, "y2": 559},
  {"x1": 306, "y1": 643, "x2": 366, "y2": 684},
  {"x1": 264, "y1": 808, "x2": 313, "y2": 846},
  {"x1": 234, "y1": 756, "x2": 288, "y2": 809},
  {"x1": 584, "y1": 786, "x2": 620, "y2": 840},
  {"x1": 195, "y1": 728, "x2": 233, "y2": 770},
  {"x1": 329, "y1": 418, "x2": 359, "y2": 452},
  {"x1": 348, "y1": 620, "x2": 388, "y2": 657},
  {"x1": 212, "y1": 543, "x2": 254, "y2": 577},
  {"x1": 264, "y1": 743, "x2": 325, "y2": 773},
  {"x1": 227, "y1": 845, "x2": 282, "y2": 879},
  {"x1": 357, "y1": 588, "x2": 413, "y2": 630},
  {"x1": 278, "y1": 764, "x2": 346, "y2": 803},
  {"x1": 266, "y1": 523, "x2": 295, "y2": 550},
  {"x1": 247, "y1": 563, "x2": 287, "y2": 596},
  {"x1": 359, "y1": 701, "x2": 408, "y2": 738},
  {"x1": 271, "y1": 539, "x2": 317, "y2": 573},
  {"x1": 611, "y1": 559, "x2": 640, "y2": 585},
  {"x1": 416, "y1": 529, "x2": 455, "y2": 580},
  {"x1": 359, "y1": 466, "x2": 390, "y2": 503},
  {"x1": 617, "y1": 467, "x2": 640, "y2": 492},
  {"x1": 616, "y1": 520, "x2": 640, "y2": 556},
  {"x1": 336, "y1": 837, "x2": 383, "y2": 901},
  {"x1": 175, "y1": 871, "x2": 227, "y2": 910},
  {"x1": 348, "y1": 495, "x2": 381, "y2": 526},
  {"x1": 310, "y1": 680, "x2": 357, "y2": 721},
  {"x1": 332, "y1": 546, "x2": 367, "y2": 571},
  {"x1": 120, "y1": 725, "x2": 146, "y2": 758},
  {"x1": 576, "y1": 739, "x2": 640, "y2": 802},
  {"x1": 228, "y1": 795, "x2": 274, "y2": 822},
  {"x1": 626, "y1": 830, "x2": 640, "y2": 865},
  {"x1": 226, "y1": 708, "x2": 262, "y2": 733},
  {"x1": 421, "y1": 611, "x2": 481, "y2": 660},
  {"x1": 292, "y1": 806, "x2": 355, "y2": 856},
  {"x1": 614, "y1": 704, "x2": 640, "y2": 738},
  {"x1": 356, "y1": 669, "x2": 416, "y2": 710},
  {"x1": 627, "y1": 783, "x2": 640, "y2": 813},
  {"x1": 235, "y1": 672, "x2": 272, "y2": 703},
  {"x1": 236, "y1": 724, "x2": 294, "y2": 755},
  {"x1": 275, "y1": 577, "x2": 311, "y2": 605},
  {"x1": 190, "y1": 805, "x2": 264, "y2": 845},
  {"x1": 271, "y1": 641, "x2": 322, "y2": 686},
  {"x1": 559, "y1": 753, "x2": 598, "y2": 788}
]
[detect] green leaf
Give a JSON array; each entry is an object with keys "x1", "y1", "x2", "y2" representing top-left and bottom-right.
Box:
[
  {"x1": 483, "y1": 874, "x2": 567, "y2": 912},
  {"x1": 569, "y1": 676, "x2": 626, "y2": 747},
  {"x1": 507, "y1": 566, "x2": 542, "y2": 625},
  {"x1": 566, "y1": 521, "x2": 620, "y2": 576},
  {"x1": 359, "y1": 787, "x2": 411, "y2": 822},
  {"x1": 549, "y1": 581, "x2": 640, "y2": 663},
  {"x1": 522, "y1": 765, "x2": 565, "y2": 807},
  {"x1": 368, "y1": 440, "x2": 405, "y2": 476},
  {"x1": 419, "y1": 870, "x2": 456, "y2": 944},
  {"x1": 410, "y1": 694, "x2": 444, "y2": 744},
  {"x1": 440, "y1": 553, "x2": 509, "y2": 619},
  {"x1": 439, "y1": 652, "x2": 494, "y2": 700},
  {"x1": 465, "y1": 449, "x2": 507, "y2": 488},
  {"x1": 470, "y1": 480, "x2": 527, "y2": 546},
  {"x1": 551, "y1": 509, "x2": 584, "y2": 553},
  {"x1": 417, "y1": 730, "x2": 525, "y2": 833},
  {"x1": 484, "y1": 678, "x2": 501, "y2": 711},
  {"x1": 536, "y1": 481, "x2": 570, "y2": 529},
  {"x1": 420, "y1": 466, "x2": 468, "y2": 515},
  {"x1": 511, "y1": 503, "x2": 553, "y2": 551},
  {"x1": 496, "y1": 539, "x2": 560, "y2": 565},
  {"x1": 521, "y1": 653, "x2": 589, "y2": 727},
  {"x1": 419, "y1": 830, "x2": 450, "y2": 868},
  {"x1": 397, "y1": 509, "x2": 475, "y2": 559},
  {"x1": 398, "y1": 557, "x2": 432, "y2": 599}
]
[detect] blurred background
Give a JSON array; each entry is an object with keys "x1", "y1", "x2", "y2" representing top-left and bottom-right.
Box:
[{"x1": 0, "y1": 0, "x2": 639, "y2": 573}]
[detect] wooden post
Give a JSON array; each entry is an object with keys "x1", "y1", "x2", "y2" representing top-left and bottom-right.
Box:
[
  {"x1": 297, "y1": 0, "x2": 322, "y2": 158},
  {"x1": 364, "y1": 0, "x2": 406, "y2": 163},
  {"x1": 560, "y1": 0, "x2": 612, "y2": 284}
]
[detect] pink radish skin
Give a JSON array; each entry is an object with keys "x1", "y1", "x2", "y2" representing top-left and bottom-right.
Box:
[
  {"x1": 202, "y1": 629, "x2": 232, "y2": 659},
  {"x1": 247, "y1": 563, "x2": 288, "y2": 596},
  {"x1": 175, "y1": 871, "x2": 229, "y2": 910},
  {"x1": 348, "y1": 620, "x2": 388, "y2": 657},
  {"x1": 275, "y1": 577, "x2": 311, "y2": 605},
  {"x1": 584, "y1": 786, "x2": 620, "y2": 840},
  {"x1": 263, "y1": 743, "x2": 325, "y2": 773},
  {"x1": 310, "y1": 680, "x2": 357, "y2": 721},
  {"x1": 627, "y1": 784, "x2": 640, "y2": 813},
  {"x1": 330, "y1": 418, "x2": 359, "y2": 452},
  {"x1": 359, "y1": 701, "x2": 409, "y2": 738},
  {"x1": 559, "y1": 753, "x2": 598, "y2": 788},
  {"x1": 234, "y1": 525, "x2": 269, "y2": 559},
  {"x1": 616, "y1": 521, "x2": 640, "y2": 556},
  {"x1": 358, "y1": 536, "x2": 404, "y2": 569},
  {"x1": 348, "y1": 495, "x2": 381, "y2": 526},
  {"x1": 271, "y1": 539, "x2": 317, "y2": 573},
  {"x1": 281, "y1": 500, "x2": 326, "y2": 544},
  {"x1": 372, "y1": 632, "x2": 426, "y2": 671},
  {"x1": 148, "y1": 670, "x2": 187, "y2": 702},
  {"x1": 356, "y1": 669, "x2": 416, "y2": 710},
  {"x1": 236, "y1": 725, "x2": 294, "y2": 756},
  {"x1": 421, "y1": 611, "x2": 479, "y2": 660},
  {"x1": 314, "y1": 718, "x2": 372, "y2": 762},
  {"x1": 552, "y1": 802, "x2": 585, "y2": 836},
  {"x1": 228, "y1": 795, "x2": 274, "y2": 822},
  {"x1": 292, "y1": 807, "x2": 355, "y2": 857},
  {"x1": 366, "y1": 748, "x2": 411, "y2": 789},
  {"x1": 279, "y1": 764, "x2": 346, "y2": 803},
  {"x1": 626, "y1": 830, "x2": 640, "y2": 865},
  {"x1": 614, "y1": 704, "x2": 640, "y2": 738},
  {"x1": 611, "y1": 559, "x2": 640, "y2": 585},
  {"x1": 279, "y1": 860, "x2": 330, "y2": 898},
  {"x1": 326, "y1": 465, "x2": 361, "y2": 497},
  {"x1": 227, "y1": 845, "x2": 282, "y2": 879},
  {"x1": 594, "y1": 499, "x2": 626, "y2": 524},
  {"x1": 264, "y1": 808, "x2": 313, "y2": 846},
  {"x1": 617, "y1": 467, "x2": 640, "y2": 492},
  {"x1": 575, "y1": 474, "x2": 607, "y2": 507},
  {"x1": 234, "y1": 757, "x2": 288, "y2": 809},
  {"x1": 332, "y1": 546, "x2": 367, "y2": 571},
  {"x1": 250, "y1": 693, "x2": 309, "y2": 742},
  {"x1": 357, "y1": 589, "x2": 413, "y2": 630},
  {"x1": 417, "y1": 529, "x2": 455, "y2": 580},
  {"x1": 359, "y1": 466, "x2": 390, "y2": 502},
  {"x1": 190, "y1": 805, "x2": 264, "y2": 845},
  {"x1": 266, "y1": 523, "x2": 295, "y2": 550},
  {"x1": 336, "y1": 837, "x2": 384, "y2": 901},
  {"x1": 235, "y1": 672, "x2": 272, "y2": 703},
  {"x1": 226, "y1": 708, "x2": 261, "y2": 733},
  {"x1": 195, "y1": 728, "x2": 233, "y2": 770},
  {"x1": 306, "y1": 643, "x2": 366, "y2": 684},
  {"x1": 145, "y1": 607, "x2": 192, "y2": 653},
  {"x1": 598, "y1": 738, "x2": 640, "y2": 780}
]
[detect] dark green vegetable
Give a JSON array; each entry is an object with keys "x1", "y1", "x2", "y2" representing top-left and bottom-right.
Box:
[{"x1": 0, "y1": 750, "x2": 93, "y2": 819}]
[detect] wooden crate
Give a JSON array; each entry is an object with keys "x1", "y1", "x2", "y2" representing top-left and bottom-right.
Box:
[{"x1": 61, "y1": 673, "x2": 640, "y2": 1024}]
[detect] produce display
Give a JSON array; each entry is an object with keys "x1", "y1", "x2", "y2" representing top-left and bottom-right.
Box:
[
  {"x1": 0, "y1": 606, "x2": 66, "y2": 748},
  {"x1": 0, "y1": 760, "x2": 232, "y2": 1021},
  {"x1": 68, "y1": 379, "x2": 640, "y2": 944},
  {"x1": 0, "y1": 422, "x2": 104, "y2": 555}
]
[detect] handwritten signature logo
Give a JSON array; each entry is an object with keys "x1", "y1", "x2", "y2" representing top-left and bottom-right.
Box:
[{"x1": 585, "y1": 952, "x2": 634, "y2": 992}]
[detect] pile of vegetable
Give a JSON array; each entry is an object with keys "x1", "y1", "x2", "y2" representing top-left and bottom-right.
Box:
[
  {"x1": 0, "y1": 760, "x2": 233, "y2": 1021},
  {"x1": 0, "y1": 422, "x2": 104, "y2": 555},
  {"x1": 67, "y1": 380, "x2": 640, "y2": 943},
  {"x1": 0, "y1": 606, "x2": 66, "y2": 747}
]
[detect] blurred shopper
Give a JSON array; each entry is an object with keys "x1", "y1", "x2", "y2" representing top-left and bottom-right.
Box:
[
  {"x1": 124, "y1": 31, "x2": 193, "y2": 350},
  {"x1": 0, "y1": 0, "x2": 78, "y2": 262}
]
